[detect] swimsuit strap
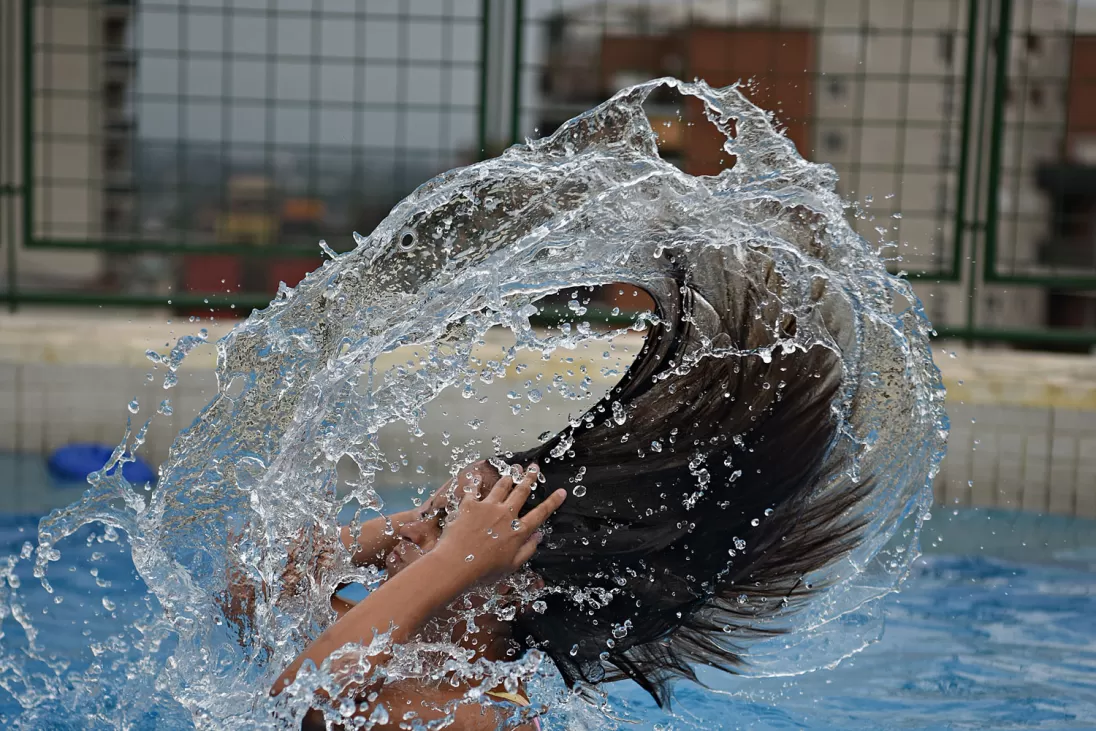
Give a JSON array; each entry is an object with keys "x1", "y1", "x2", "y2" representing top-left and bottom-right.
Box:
[
  {"x1": 484, "y1": 689, "x2": 530, "y2": 707},
  {"x1": 485, "y1": 688, "x2": 542, "y2": 730}
]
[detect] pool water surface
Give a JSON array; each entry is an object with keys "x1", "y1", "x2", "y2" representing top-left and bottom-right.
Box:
[{"x1": 0, "y1": 454, "x2": 1093, "y2": 729}]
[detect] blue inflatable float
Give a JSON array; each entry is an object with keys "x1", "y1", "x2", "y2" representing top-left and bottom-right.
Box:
[{"x1": 47, "y1": 443, "x2": 157, "y2": 485}]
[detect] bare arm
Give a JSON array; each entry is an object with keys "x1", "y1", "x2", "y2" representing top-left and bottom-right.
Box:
[
  {"x1": 273, "y1": 539, "x2": 476, "y2": 694},
  {"x1": 273, "y1": 467, "x2": 566, "y2": 721},
  {"x1": 339, "y1": 509, "x2": 417, "y2": 569}
]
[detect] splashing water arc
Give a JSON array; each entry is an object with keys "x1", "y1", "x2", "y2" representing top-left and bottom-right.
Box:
[{"x1": 19, "y1": 78, "x2": 946, "y2": 726}]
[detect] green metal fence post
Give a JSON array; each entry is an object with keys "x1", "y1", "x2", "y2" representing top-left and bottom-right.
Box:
[
  {"x1": 477, "y1": 0, "x2": 491, "y2": 160},
  {"x1": 3, "y1": 0, "x2": 16, "y2": 310},
  {"x1": 982, "y1": 0, "x2": 1014, "y2": 284},
  {"x1": 22, "y1": 0, "x2": 33, "y2": 256},
  {"x1": 964, "y1": 0, "x2": 998, "y2": 344},
  {"x1": 951, "y1": 0, "x2": 981, "y2": 284},
  {"x1": 509, "y1": 0, "x2": 525, "y2": 146}
]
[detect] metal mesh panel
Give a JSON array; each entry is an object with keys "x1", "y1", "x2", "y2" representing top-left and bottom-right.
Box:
[
  {"x1": 7, "y1": 0, "x2": 1096, "y2": 344},
  {"x1": 990, "y1": 1, "x2": 1091, "y2": 281},
  {"x1": 517, "y1": 0, "x2": 970, "y2": 284},
  {"x1": 960, "y1": 0, "x2": 1096, "y2": 340},
  {"x1": 23, "y1": 0, "x2": 485, "y2": 303}
]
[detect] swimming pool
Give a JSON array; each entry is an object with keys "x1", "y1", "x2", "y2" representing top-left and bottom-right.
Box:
[{"x1": 1, "y1": 452, "x2": 1094, "y2": 729}]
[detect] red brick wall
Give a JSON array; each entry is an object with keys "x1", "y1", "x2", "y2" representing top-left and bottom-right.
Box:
[
  {"x1": 684, "y1": 27, "x2": 814, "y2": 175},
  {"x1": 1068, "y1": 36, "x2": 1096, "y2": 161},
  {"x1": 596, "y1": 27, "x2": 814, "y2": 175}
]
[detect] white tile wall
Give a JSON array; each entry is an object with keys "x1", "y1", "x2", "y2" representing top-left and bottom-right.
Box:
[{"x1": 1, "y1": 353, "x2": 1094, "y2": 518}]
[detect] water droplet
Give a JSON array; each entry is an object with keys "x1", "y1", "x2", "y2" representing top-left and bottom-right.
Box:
[
  {"x1": 650, "y1": 440, "x2": 662, "y2": 453},
  {"x1": 569, "y1": 644, "x2": 579, "y2": 656},
  {"x1": 532, "y1": 600, "x2": 547, "y2": 613},
  {"x1": 127, "y1": 399, "x2": 139, "y2": 414},
  {"x1": 764, "y1": 508, "x2": 773, "y2": 516},
  {"x1": 511, "y1": 520, "x2": 522, "y2": 531},
  {"x1": 733, "y1": 537, "x2": 746, "y2": 551},
  {"x1": 465, "y1": 554, "x2": 475, "y2": 562},
  {"x1": 102, "y1": 597, "x2": 115, "y2": 611},
  {"x1": 369, "y1": 704, "x2": 389, "y2": 725},
  {"x1": 750, "y1": 518, "x2": 760, "y2": 527},
  {"x1": 572, "y1": 485, "x2": 587, "y2": 497},
  {"x1": 611, "y1": 401, "x2": 626, "y2": 425}
]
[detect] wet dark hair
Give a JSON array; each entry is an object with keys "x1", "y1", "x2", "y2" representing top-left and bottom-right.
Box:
[{"x1": 509, "y1": 262, "x2": 870, "y2": 706}]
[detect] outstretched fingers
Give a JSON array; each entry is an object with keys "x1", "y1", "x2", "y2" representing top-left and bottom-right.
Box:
[
  {"x1": 485, "y1": 471, "x2": 514, "y2": 503},
  {"x1": 513, "y1": 532, "x2": 543, "y2": 567},
  {"x1": 504, "y1": 464, "x2": 539, "y2": 512},
  {"x1": 520, "y1": 488, "x2": 567, "y2": 533}
]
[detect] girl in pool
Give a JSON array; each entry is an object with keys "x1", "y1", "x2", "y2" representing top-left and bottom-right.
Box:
[
  {"x1": 272, "y1": 460, "x2": 560, "y2": 730},
  {"x1": 261, "y1": 318, "x2": 868, "y2": 728}
]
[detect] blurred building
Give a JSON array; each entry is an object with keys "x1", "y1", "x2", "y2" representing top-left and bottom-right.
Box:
[
  {"x1": 181, "y1": 178, "x2": 326, "y2": 305},
  {"x1": 7, "y1": 1, "x2": 138, "y2": 291},
  {"x1": 215, "y1": 176, "x2": 278, "y2": 248},
  {"x1": 182, "y1": 175, "x2": 277, "y2": 300},
  {"x1": 102, "y1": 1, "x2": 137, "y2": 240}
]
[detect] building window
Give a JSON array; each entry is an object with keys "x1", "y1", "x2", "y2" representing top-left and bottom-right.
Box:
[
  {"x1": 1025, "y1": 32, "x2": 1041, "y2": 56},
  {"x1": 1030, "y1": 84, "x2": 1044, "y2": 109},
  {"x1": 822, "y1": 130, "x2": 845, "y2": 153},
  {"x1": 938, "y1": 31, "x2": 955, "y2": 66}
]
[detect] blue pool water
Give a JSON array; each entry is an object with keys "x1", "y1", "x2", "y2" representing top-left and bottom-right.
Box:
[{"x1": 1, "y1": 453, "x2": 1094, "y2": 729}]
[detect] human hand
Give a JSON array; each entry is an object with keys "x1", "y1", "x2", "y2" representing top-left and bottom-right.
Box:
[
  {"x1": 433, "y1": 460, "x2": 499, "y2": 508},
  {"x1": 436, "y1": 464, "x2": 566, "y2": 584}
]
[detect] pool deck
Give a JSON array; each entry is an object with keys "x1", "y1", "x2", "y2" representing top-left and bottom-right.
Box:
[{"x1": 1, "y1": 312, "x2": 1094, "y2": 518}]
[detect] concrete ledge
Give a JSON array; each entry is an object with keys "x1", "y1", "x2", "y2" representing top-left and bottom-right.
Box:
[{"x1": 939, "y1": 345, "x2": 1096, "y2": 411}]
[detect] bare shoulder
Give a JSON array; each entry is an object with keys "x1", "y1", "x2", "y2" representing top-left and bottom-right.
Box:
[{"x1": 303, "y1": 679, "x2": 537, "y2": 730}]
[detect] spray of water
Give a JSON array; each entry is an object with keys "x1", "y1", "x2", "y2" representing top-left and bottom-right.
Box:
[{"x1": 1, "y1": 79, "x2": 946, "y2": 728}]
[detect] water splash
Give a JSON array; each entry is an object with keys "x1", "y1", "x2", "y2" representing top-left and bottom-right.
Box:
[{"x1": 2, "y1": 79, "x2": 946, "y2": 728}]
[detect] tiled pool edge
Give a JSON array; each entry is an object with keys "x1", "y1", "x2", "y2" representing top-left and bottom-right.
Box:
[{"x1": 2, "y1": 314, "x2": 1095, "y2": 518}]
